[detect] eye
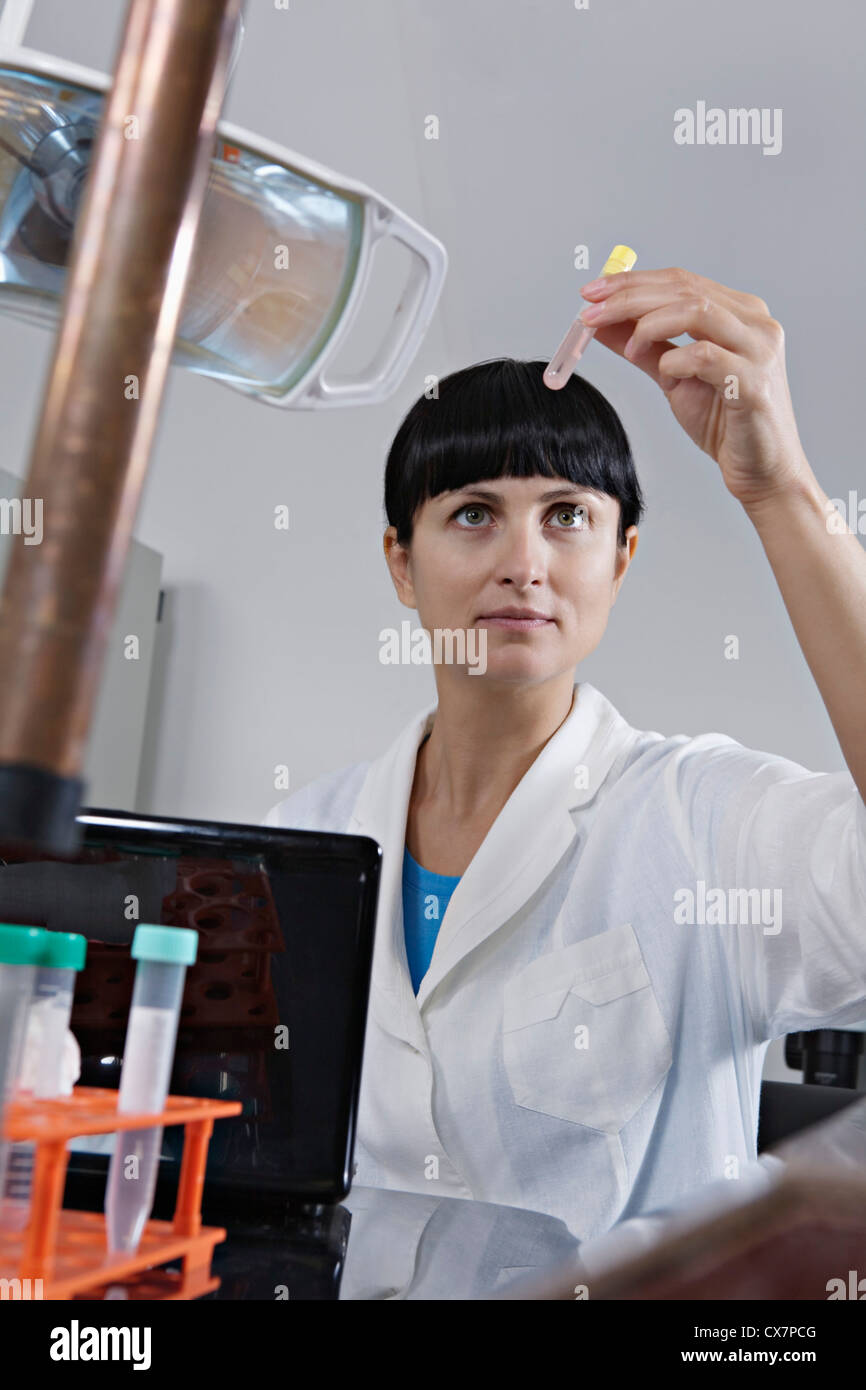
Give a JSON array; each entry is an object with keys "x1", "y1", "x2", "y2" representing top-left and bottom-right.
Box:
[
  {"x1": 453, "y1": 504, "x2": 491, "y2": 527},
  {"x1": 549, "y1": 504, "x2": 589, "y2": 530}
]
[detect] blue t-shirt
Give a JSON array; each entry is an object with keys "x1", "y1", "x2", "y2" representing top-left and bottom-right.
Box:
[{"x1": 402, "y1": 845, "x2": 461, "y2": 995}]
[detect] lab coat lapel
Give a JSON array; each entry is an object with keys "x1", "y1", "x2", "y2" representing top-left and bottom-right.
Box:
[
  {"x1": 348, "y1": 682, "x2": 636, "y2": 1039},
  {"x1": 348, "y1": 697, "x2": 438, "y2": 1050},
  {"x1": 416, "y1": 682, "x2": 636, "y2": 1008}
]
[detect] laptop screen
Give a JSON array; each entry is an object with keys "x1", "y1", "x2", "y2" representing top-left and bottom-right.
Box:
[{"x1": 0, "y1": 808, "x2": 380, "y2": 1212}]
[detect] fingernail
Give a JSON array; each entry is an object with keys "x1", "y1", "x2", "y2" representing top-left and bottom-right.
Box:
[
  {"x1": 580, "y1": 303, "x2": 605, "y2": 322},
  {"x1": 580, "y1": 278, "x2": 610, "y2": 296}
]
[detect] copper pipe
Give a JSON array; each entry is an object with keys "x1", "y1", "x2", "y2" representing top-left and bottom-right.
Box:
[{"x1": 0, "y1": 0, "x2": 243, "y2": 851}]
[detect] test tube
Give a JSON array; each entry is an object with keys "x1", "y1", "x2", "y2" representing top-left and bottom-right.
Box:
[
  {"x1": 0, "y1": 925, "x2": 46, "y2": 1216},
  {"x1": 104, "y1": 924, "x2": 198, "y2": 1255},
  {"x1": 1, "y1": 931, "x2": 87, "y2": 1230},
  {"x1": 544, "y1": 244, "x2": 638, "y2": 386}
]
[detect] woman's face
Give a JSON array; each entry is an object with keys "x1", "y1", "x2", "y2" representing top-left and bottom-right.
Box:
[{"x1": 384, "y1": 474, "x2": 638, "y2": 687}]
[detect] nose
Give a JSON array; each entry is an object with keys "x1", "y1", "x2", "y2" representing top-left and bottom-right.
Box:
[{"x1": 494, "y1": 518, "x2": 548, "y2": 589}]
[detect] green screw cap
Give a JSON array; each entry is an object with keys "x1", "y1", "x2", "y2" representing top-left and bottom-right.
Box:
[
  {"x1": 131, "y1": 924, "x2": 198, "y2": 966},
  {"x1": 0, "y1": 924, "x2": 47, "y2": 966},
  {"x1": 39, "y1": 931, "x2": 87, "y2": 971}
]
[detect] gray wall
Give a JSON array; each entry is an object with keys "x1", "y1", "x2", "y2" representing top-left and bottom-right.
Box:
[
  {"x1": 2, "y1": 1, "x2": 864, "y2": 1080},
  {"x1": 0, "y1": 470, "x2": 162, "y2": 811}
]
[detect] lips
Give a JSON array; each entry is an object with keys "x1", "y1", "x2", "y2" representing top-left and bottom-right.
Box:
[
  {"x1": 478, "y1": 607, "x2": 552, "y2": 621},
  {"x1": 476, "y1": 607, "x2": 554, "y2": 631}
]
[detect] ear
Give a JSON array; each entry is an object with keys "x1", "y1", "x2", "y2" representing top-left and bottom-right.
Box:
[
  {"x1": 611, "y1": 526, "x2": 638, "y2": 603},
  {"x1": 383, "y1": 526, "x2": 418, "y2": 609}
]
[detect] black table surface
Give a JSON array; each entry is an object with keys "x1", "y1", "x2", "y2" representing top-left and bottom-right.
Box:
[{"x1": 200, "y1": 1185, "x2": 582, "y2": 1300}]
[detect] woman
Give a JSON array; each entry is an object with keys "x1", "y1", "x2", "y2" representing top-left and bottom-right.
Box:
[{"x1": 264, "y1": 267, "x2": 866, "y2": 1244}]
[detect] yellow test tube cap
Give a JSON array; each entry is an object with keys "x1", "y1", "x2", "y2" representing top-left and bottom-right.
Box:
[{"x1": 601, "y1": 245, "x2": 637, "y2": 276}]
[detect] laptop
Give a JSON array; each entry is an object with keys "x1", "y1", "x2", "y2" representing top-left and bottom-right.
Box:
[{"x1": 0, "y1": 807, "x2": 381, "y2": 1235}]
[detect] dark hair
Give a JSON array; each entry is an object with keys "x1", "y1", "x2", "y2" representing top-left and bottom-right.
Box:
[{"x1": 384, "y1": 358, "x2": 645, "y2": 549}]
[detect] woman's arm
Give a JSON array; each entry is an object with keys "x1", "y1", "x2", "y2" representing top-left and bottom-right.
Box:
[{"x1": 742, "y1": 471, "x2": 866, "y2": 804}]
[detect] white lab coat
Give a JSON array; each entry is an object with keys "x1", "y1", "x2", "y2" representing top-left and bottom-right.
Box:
[{"x1": 263, "y1": 680, "x2": 866, "y2": 1243}]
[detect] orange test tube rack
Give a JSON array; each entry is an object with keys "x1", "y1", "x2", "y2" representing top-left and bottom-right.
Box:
[{"x1": 0, "y1": 1085, "x2": 242, "y2": 1299}]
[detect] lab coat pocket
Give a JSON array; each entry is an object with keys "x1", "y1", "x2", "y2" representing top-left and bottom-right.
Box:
[{"x1": 502, "y1": 923, "x2": 672, "y2": 1133}]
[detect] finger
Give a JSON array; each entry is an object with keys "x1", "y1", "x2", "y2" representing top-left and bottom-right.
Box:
[
  {"x1": 618, "y1": 299, "x2": 757, "y2": 361},
  {"x1": 656, "y1": 339, "x2": 744, "y2": 395},
  {"x1": 580, "y1": 280, "x2": 763, "y2": 344},
  {"x1": 581, "y1": 266, "x2": 770, "y2": 321},
  {"x1": 589, "y1": 320, "x2": 679, "y2": 388}
]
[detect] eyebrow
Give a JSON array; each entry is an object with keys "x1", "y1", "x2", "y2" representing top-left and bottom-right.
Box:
[{"x1": 444, "y1": 485, "x2": 605, "y2": 504}]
